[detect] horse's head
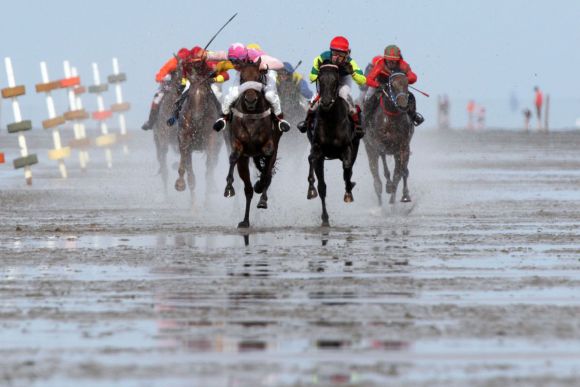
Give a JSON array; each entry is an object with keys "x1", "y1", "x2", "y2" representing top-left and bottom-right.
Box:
[
  {"x1": 239, "y1": 58, "x2": 264, "y2": 112},
  {"x1": 317, "y1": 60, "x2": 339, "y2": 111},
  {"x1": 386, "y1": 72, "x2": 409, "y2": 111}
]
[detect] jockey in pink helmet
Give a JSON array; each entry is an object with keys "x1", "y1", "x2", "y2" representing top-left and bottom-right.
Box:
[{"x1": 212, "y1": 42, "x2": 290, "y2": 133}]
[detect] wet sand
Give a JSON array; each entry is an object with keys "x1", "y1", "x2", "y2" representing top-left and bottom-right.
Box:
[{"x1": 1, "y1": 128, "x2": 580, "y2": 386}]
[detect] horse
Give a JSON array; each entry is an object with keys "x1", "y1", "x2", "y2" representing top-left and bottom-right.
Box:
[
  {"x1": 363, "y1": 72, "x2": 414, "y2": 205},
  {"x1": 223, "y1": 58, "x2": 282, "y2": 228},
  {"x1": 306, "y1": 62, "x2": 360, "y2": 227},
  {"x1": 153, "y1": 72, "x2": 181, "y2": 196},
  {"x1": 174, "y1": 60, "x2": 222, "y2": 205}
]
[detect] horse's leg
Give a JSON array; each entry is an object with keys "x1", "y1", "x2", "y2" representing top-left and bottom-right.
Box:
[
  {"x1": 400, "y1": 144, "x2": 412, "y2": 203},
  {"x1": 314, "y1": 158, "x2": 329, "y2": 227},
  {"x1": 237, "y1": 156, "x2": 253, "y2": 228},
  {"x1": 342, "y1": 146, "x2": 356, "y2": 203},
  {"x1": 366, "y1": 146, "x2": 382, "y2": 206},
  {"x1": 390, "y1": 153, "x2": 403, "y2": 205},
  {"x1": 205, "y1": 130, "x2": 220, "y2": 197},
  {"x1": 155, "y1": 130, "x2": 169, "y2": 196},
  {"x1": 185, "y1": 145, "x2": 195, "y2": 205},
  {"x1": 382, "y1": 154, "x2": 395, "y2": 194},
  {"x1": 257, "y1": 144, "x2": 278, "y2": 209},
  {"x1": 224, "y1": 141, "x2": 241, "y2": 197},
  {"x1": 175, "y1": 128, "x2": 187, "y2": 192},
  {"x1": 307, "y1": 145, "x2": 319, "y2": 199}
]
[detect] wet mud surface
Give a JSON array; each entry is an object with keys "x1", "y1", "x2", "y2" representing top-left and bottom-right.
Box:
[{"x1": 1, "y1": 129, "x2": 580, "y2": 386}]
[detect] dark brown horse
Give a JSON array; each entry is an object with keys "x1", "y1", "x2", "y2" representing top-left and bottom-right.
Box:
[
  {"x1": 363, "y1": 72, "x2": 414, "y2": 205},
  {"x1": 306, "y1": 62, "x2": 360, "y2": 227},
  {"x1": 174, "y1": 60, "x2": 222, "y2": 204},
  {"x1": 223, "y1": 58, "x2": 282, "y2": 228},
  {"x1": 154, "y1": 72, "x2": 181, "y2": 195}
]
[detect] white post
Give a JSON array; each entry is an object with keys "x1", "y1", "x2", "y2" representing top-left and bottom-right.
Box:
[
  {"x1": 40, "y1": 61, "x2": 67, "y2": 178},
  {"x1": 64, "y1": 61, "x2": 88, "y2": 170},
  {"x1": 72, "y1": 66, "x2": 89, "y2": 163},
  {"x1": 112, "y1": 57, "x2": 128, "y2": 155},
  {"x1": 5, "y1": 57, "x2": 32, "y2": 184},
  {"x1": 92, "y1": 62, "x2": 113, "y2": 168}
]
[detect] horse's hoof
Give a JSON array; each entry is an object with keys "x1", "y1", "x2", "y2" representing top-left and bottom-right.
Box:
[
  {"x1": 344, "y1": 192, "x2": 354, "y2": 203},
  {"x1": 257, "y1": 198, "x2": 268, "y2": 209},
  {"x1": 307, "y1": 187, "x2": 318, "y2": 200},
  {"x1": 224, "y1": 186, "x2": 235, "y2": 198},
  {"x1": 401, "y1": 195, "x2": 412, "y2": 203},
  {"x1": 253, "y1": 181, "x2": 264, "y2": 194},
  {"x1": 175, "y1": 179, "x2": 186, "y2": 192},
  {"x1": 238, "y1": 220, "x2": 250, "y2": 228},
  {"x1": 321, "y1": 219, "x2": 330, "y2": 227},
  {"x1": 386, "y1": 183, "x2": 395, "y2": 194},
  {"x1": 389, "y1": 197, "x2": 396, "y2": 205}
]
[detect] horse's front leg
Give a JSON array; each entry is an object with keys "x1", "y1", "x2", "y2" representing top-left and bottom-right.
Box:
[
  {"x1": 390, "y1": 153, "x2": 403, "y2": 204},
  {"x1": 307, "y1": 145, "x2": 320, "y2": 199},
  {"x1": 342, "y1": 145, "x2": 356, "y2": 203},
  {"x1": 314, "y1": 158, "x2": 329, "y2": 226},
  {"x1": 175, "y1": 128, "x2": 187, "y2": 192},
  {"x1": 224, "y1": 140, "x2": 242, "y2": 197},
  {"x1": 381, "y1": 154, "x2": 395, "y2": 194},
  {"x1": 400, "y1": 144, "x2": 412, "y2": 203},
  {"x1": 256, "y1": 150, "x2": 278, "y2": 209},
  {"x1": 185, "y1": 146, "x2": 195, "y2": 205},
  {"x1": 236, "y1": 156, "x2": 253, "y2": 228}
]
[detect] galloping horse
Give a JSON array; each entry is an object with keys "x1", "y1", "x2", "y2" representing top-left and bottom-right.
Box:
[
  {"x1": 154, "y1": 72, "x2": 181, "y2": 195},
  {"x1": 306, "y1": 61, "x2": 360, "y2": 227},
  {"x1": 174, "y1": 60, "x2": 222, "y2": 204},
  {"x1": 363, "y1": 72, "x2": 414, "y2": 205},
  {"x1": 223, "y1": 58, "x2": 282, "y2": 228}
]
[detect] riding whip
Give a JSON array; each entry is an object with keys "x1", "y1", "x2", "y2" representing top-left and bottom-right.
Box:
[
  {"x1": 203, "y1": 13, "x2": 238, "y2": 51},
  {"x1": 291, "y1": 60, "x2": 303, "y2": 73},
  {"x1": 410, "y1": 85, "x2": 430, "y2": 98}
]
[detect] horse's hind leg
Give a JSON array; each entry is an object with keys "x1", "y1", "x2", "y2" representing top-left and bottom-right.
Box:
[
  {"x1": 237, "y1": 156, "x2": 253, "y2": 228},
  {"x1": 389, "y1": 154, "x2": 403, "y2": 204},
  {"x1": 314, "y1": 159, "x2": 329, "y2": 227},
  {"x1": 256, "y1": 154, "x2": 276, "y2": 209}
]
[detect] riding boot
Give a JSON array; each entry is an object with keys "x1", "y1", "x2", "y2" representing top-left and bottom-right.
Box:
[
  {"x1": 141, "y1": 102, "x2": 160, "y2": 130},
  {"x1": 276, "y1": 113, "x2": 291, "y2": 132},
  {"x1": 352, "y1": 105, "x2": 365, "y2": 139},
  {"x1": 167, "y1": 92, "x2": 188, "y2": 127},
  {"x1": 407, "y1": 92, "x2": 424, "y2": 126},
  {"x1": 297, "y1": 109, "x2": 316, "y2": 133},
  {"x1": 213, "y1": 114, "x2": 229, "y2": 132}
]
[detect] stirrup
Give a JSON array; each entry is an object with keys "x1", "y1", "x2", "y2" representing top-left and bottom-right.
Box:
[
  {"x1": 297, "y1": 121, "x2": 308, "y2": 133},
  {"x1": 278, "y1": 119, "x2": 291, "y2": 133},
  {"x1": 413, "y1": 113, "x2": 424, "y2": 126}
]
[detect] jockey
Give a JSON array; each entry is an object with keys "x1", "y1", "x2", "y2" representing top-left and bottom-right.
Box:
[
  {"x1": 365, "y1": 45, "x2": 424, "y2": 126},
  {"x1": 141, "y1": 48, "x2": 190, "y2": 130},
  {"x1": 277, "y1": 61, "x2": 313, "y2": 100},
  {"x1": 212, "y1": 43, "x2": 291, "y2": 133},
  {"x1": 166, "y1": 46, "x2": 230, "y2": 126},
  {"x1": 297, "y1": 36, "x2": 366, "y2": 138}
]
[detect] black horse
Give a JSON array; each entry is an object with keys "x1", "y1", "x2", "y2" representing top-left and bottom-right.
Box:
[
  {"x1": 363, "y1": 72, "x2": 414, "y2": 205},
  {"x1": 306, "y1": 62, "x2": 360, "y2": 227},
  {"x1": 223, "y1": 58, "x2": 282, "y2": 228}
]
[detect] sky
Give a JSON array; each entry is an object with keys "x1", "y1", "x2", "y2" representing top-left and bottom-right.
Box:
[{"x1": 1, "y1": 0, "x2": 579, "y2": 129}]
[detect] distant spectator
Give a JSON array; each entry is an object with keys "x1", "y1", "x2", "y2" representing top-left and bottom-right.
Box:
[
  {"x1": 523, "y1": 108, "x2": 532, "y2": 131},
  {"x1": 534, "y1": 86, "x2": 543, "y2": 129},
  {"x1": 477, "y1": 106, "x2": 486, "y2": 130},
  {"x1": 467, "y1": 100, "x2": 476, "y2": 129}
]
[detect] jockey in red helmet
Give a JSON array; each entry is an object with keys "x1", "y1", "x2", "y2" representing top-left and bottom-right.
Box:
[
  {"x1": 365, "y1": 45, "x2": 424, "y2": 126},
  {"x1": 297, "y1": 36, "x2": 366, "y2": 138}
]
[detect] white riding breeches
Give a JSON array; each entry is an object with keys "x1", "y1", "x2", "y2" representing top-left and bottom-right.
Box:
[
  {"x1": 339, "y1": 76, "x2": 356, "y2": 114},
  {"x1": 222, "y1": 70, "x2": 282, "y2": 115}
]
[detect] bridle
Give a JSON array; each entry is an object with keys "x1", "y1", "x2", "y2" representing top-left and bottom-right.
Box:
[
  {"x1": 316, "y1": 63, "x2": 339, "y2": 107},
  {"x1": 380, "y1": 72, "x2": 408, "y2": 116}
]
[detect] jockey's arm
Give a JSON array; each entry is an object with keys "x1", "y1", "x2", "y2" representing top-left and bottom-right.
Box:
[
  {"x1": 298, "y1": 78, "x2": 313, "y2": 99},
  {"x1": 400, "y1": 60, "x2": 417, "y2": 84},
  {"x1": 155, "y1": 57, "x2": 178, "y2": 83},
  {"x1": 348, "y1": 59, "x2": 366, "y2": 86},
  {"x1": 365, "y1": 59, "x2": 383, "y2": 88},
  {"x1": 309, "y1": 54, "x2": 323, "y2": 83}
]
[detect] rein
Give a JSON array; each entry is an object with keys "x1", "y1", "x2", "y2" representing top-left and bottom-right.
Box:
[{"x1": 232, "y1": 107, "x2": 271, "y2": 119}]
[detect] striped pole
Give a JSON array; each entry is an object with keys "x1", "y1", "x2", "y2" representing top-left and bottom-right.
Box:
[
  {"x1": 63, "y1": 61, "x2": 90, "y2": 170},
  {"x1": 2, "y1": 57, "x2": 38, "y2": 185},
  {"x1": 109, "y1": 57, "x2": 130, "y2": 155},
  {"x1": 37, "y1": 61, "x2": 70, "y2": 178},
  {"x1": 90, "y1": 62, "x2": 115, "y2": 168}
]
